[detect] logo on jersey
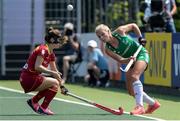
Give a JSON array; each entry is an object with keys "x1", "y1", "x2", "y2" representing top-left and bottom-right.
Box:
[
  {"x1": 41, "y1": 49, "x2": 45, "y2": 56},
  {"x1": 23, "y1": 63, "x2": 28, "y2": 69}
]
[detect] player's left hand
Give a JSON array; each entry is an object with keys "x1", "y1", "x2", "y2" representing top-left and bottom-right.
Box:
[
  {"x1": 60, "y1": 85, "x2": 68, "y2": 95},
  {"x1": 57, "y1": 71, "x2": 62, "y2": 76},
  {"x1": 138, "y1": 37, "x2": 147, "y2": 47},
  {"x1": 129, "y1": 56, "x2": 136, "y2": 62}
]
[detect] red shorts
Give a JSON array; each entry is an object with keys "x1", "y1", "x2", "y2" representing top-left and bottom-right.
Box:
[{"x1": 19, "y1": 71, "x2": 44, "y2": 93}]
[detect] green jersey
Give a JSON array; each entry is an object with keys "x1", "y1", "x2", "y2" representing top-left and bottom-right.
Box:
[{"x1": 105, "y1": 32, "x2": 150, "y2": 63}]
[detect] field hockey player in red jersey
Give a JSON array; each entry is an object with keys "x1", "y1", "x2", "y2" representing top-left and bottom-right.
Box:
[{"x1": 19, "y1": 27, "x2": 68, "y2": 115}]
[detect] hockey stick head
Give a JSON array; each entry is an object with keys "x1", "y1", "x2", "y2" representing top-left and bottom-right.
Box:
[
  {"x1": 120, "y1": 67, "x2": 127, "y2": 72},
  {"x1": 118, "y1": 107, "x2": 124, "y2": 115},
  {"x1": 111, "y1": 107, "x2": 124, "y2": 115},
  {"x1": 94, "y1": 103, "x2": 124, "y2": 115}
]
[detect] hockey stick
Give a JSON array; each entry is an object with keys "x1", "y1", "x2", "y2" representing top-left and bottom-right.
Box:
[
  {"x1": 120, "y1": 45, "x2": 143, "y2": 72},
  {"x1": 66, "y1": 92, "x2": 124, "y2": 115}
]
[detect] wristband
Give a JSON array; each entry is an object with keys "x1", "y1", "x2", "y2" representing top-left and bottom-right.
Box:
[{"x1": 138, "y1": 36, "x2": 142, "y2": 41}]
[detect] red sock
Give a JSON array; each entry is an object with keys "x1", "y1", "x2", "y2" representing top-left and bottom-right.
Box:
[
  {"x1": 41, "y1": 86, "x2": 58, "y2": 109},
  {"x1": 32, "y1": 89, "x2": 48, "y2": 103}
]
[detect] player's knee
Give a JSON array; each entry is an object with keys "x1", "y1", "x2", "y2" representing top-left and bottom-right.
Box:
[
  {"x1": 51, "y1": 85, "x2": 59, "y2": 92},
  {"x1": 53, "y1": 80, "x2": 60, "y2": 87},
  {"x1": 131, "y1": 74, "x2": 139, "y2": 81}
]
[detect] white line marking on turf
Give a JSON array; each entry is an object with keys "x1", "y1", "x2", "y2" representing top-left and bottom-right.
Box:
[
  {"x1": 0, "y1": 86, "x2": 165, "y2": 121},
  {"x1": 0, "y1": 97, "x2": 28, "y2": 99}
]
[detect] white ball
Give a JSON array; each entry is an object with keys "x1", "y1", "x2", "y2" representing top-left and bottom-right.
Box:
[{"x1": 67, "y1": 4, "x2": 73, "y2": 11}]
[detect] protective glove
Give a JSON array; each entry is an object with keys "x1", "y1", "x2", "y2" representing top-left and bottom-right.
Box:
[
  {"x1": 138, "y1": 37, "x2": 147, "y2": 47},
  {"x1": 60, "y1": 85, "x2": 68, "y2": 95}
]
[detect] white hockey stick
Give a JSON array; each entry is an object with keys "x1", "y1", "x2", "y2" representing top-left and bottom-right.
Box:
[{"x1": 120, "y1": 45, "x2": 143, "y2": 72}]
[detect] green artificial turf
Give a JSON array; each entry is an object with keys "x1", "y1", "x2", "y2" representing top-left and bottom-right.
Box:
[{"x1": 0, "y1": 80, "x2": 180, "y2": 120}]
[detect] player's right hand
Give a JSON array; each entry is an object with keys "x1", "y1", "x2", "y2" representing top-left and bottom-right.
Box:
[
  {"x1": 138, "y1": 37, "x2": 147, "y2": 47},
  {"x1": 60, "y1": 85, "x2": 68, "y2": 95},
  {"x1": 129, "y1": 56, "x2": 136, "y2": 62},
  {"x1": 51, "y1": 71, "x2": 61, "y2": 81}
]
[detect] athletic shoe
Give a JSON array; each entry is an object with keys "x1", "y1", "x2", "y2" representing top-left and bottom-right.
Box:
[
  {"x1": 27, "y1": 99, "x2": 39, "y2": 112},
  {"x1": 37, "y1": 106, "x2": 54, "y2": 115},
  {"x1": 130, "y1": 105, "x2": 145, "y2": 115},
  {"x1": 145, "y1": 100, "x2": 161, "y2": 114}
]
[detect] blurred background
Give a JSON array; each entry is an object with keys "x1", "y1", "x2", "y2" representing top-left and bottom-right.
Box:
[{"x1": 0, "y1": 0, "x2": 180, "y2": 90}]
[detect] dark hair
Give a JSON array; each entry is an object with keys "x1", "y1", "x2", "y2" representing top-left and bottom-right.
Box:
[
  {"x1": 45, "y1": 27, "x2": 62, "y2": 44},
  {"x1": 65, "y1": 29, "x2": 73, "y2": 36}
]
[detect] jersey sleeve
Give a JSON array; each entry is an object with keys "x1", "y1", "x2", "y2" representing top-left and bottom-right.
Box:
[
  {"x1": 36, "y1": 47, "x2": 49, "y2": 59},
  {"x1": 49, "y1": 53, "x2": 56, "y2": 61}
]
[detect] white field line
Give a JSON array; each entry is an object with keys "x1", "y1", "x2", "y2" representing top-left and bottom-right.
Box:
[
  {"x1": 0, "y1": 97, "x2": 28, "y2": 99},
  {"x1": 0, "y1": 86, "x2": 165, "y2": 121}
]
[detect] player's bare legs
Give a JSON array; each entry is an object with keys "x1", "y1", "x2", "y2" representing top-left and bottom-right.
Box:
[
  {"x1": 126, "y1": 61, "x2": 160, "y2": 115},
  {"x1": 35, "y1": 77, "x2": 59, "y2": 91},
  {"x1": 27, "y1": 77, "x2": 60, "y2": 115}
]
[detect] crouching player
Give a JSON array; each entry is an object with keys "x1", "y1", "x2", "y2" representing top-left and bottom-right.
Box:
[{"x1": 19, "y1": 27, "x2": 68, "y2": 115}]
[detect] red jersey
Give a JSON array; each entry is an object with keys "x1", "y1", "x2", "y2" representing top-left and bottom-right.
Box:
[{"x1": 22, "y1": 44, "x2": 55, "y2": 74}]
